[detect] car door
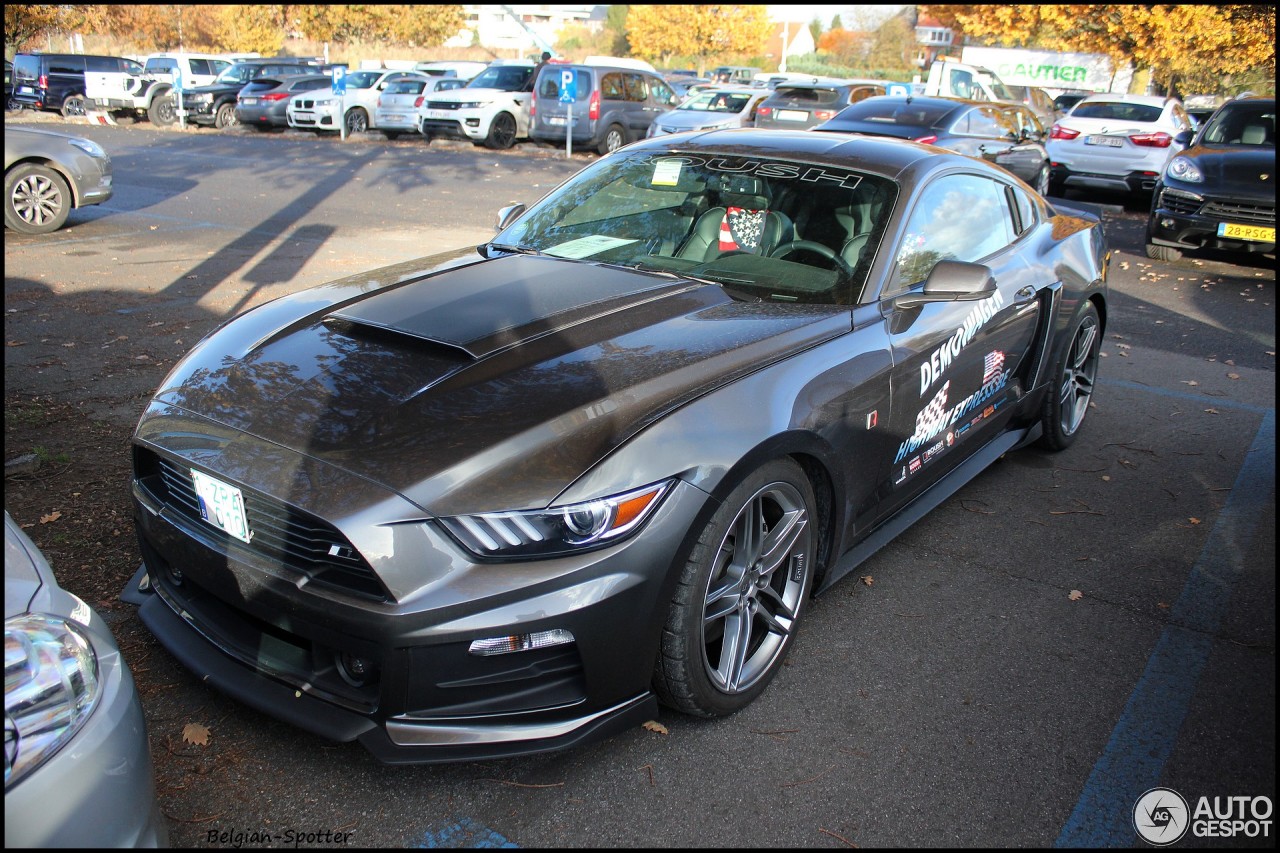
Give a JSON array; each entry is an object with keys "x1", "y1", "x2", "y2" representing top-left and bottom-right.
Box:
[{"x1": 875, "y1": 172, "x2": 1042, "y2": 514}]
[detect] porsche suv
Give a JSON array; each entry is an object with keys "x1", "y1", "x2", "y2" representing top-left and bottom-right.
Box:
[
  {"x1": 124, "y1": 129, "x2": 1109, "y2": 765},
  {"x1": 1145, "y1": 95, "x2": 1275, "y2": 262}
]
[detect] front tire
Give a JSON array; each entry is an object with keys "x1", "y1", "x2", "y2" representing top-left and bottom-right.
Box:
[
  {"x1": 1037, "y1": 301, "x2": 1101, "y2": 451},
  {"x1": 148, "y1": 91, "x2": 177, "y2": 126},
  {"x1": 483, "y1": 111, "x2": 517, "y2": 149},
  {"x1": 5, "y1": 164, "x2": 72, "y2": 234},
  {"x1": 214, "y1": 102, "x2": 238, "y2": 129},
  {"x1": 1145, "y1": 242, "x2": 1182, "y2": 262},
  {"x1": 653, "y1": 459, "x2": 817, "y2": 718},
  {"x1": 344, "y1": 107, "x2": 368, "y2": 134}
]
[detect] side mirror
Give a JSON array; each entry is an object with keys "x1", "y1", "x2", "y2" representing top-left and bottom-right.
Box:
[
  {"x1": 894, "y1": 261, "x2": 997, "y2": 308},
  {"x1": 495, "y1": 203, "x2": 526, "y2": 232},
  {"x1": 1174, "y1": 129, "x2": 1194, "y2": 146}
]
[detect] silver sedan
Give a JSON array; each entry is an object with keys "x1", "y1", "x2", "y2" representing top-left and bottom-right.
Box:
[{"x1": 4, "y1": 125, "x2": 112, "y2": 233}]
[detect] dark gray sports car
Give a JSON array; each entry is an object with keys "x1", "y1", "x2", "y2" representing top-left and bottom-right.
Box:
[{"x1": 124, "y1": 129, "x2": 1109, "y2": 764}]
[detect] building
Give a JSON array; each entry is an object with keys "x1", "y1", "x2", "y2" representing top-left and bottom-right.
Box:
[
  {"x1": 444, "y1": 4, "x2": 604, "y2": 56},
  {"x1": 913, "y1": 12, "x2": 959, "y2": 69}
]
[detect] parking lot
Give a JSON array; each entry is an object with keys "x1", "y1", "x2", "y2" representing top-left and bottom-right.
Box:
[{"x1": 4, "y1": 111, "x2": 1275, "y2": 847}]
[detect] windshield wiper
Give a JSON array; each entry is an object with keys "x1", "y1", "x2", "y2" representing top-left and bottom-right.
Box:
[{"x1": 485, "y1": 242, "x2": 542, "y2": 257}]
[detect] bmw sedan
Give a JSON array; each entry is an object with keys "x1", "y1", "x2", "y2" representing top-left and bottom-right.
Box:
[
  {"x1": 124, "y1": 129, "x2": 1109, "y2": 765},
  {"x1": 1146, "y1": 95, "x2": 1275, "y2": 262}
]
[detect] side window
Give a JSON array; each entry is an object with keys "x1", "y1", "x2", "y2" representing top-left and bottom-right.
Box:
[
  {"x1": 189, "y1": 59, "x2": 211, "y2": 76},
  {"x1": 649, "y1": 78, "x2": 674, "y2": 105},
  {"x1": 890, "y1": 174, "x2": 1017, "y2": 292},
  {"x1": 948, "y1": 69, "x2": 974, "y2": 99},
  {"x1": 988, "y1": 107, "x2": 1020, "y2": 139},
  {"x1": 623, "y1": 73, "x2": 646, "y2": 103},
  {"x1": 1009, "y1": 185, "x2": 1037, "y2": 235},
  {"x1": 601, "y1": 72, "x2": 624, "y2": 101},
  {"x1": 210, "y1": 60, "x2": 231, "y2": 76},
  {"x1": 51, "y1": 56, "x2": 86, "y2": 74}
]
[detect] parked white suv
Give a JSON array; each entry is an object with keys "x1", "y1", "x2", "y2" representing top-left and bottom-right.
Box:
[
  {"x1": 416, "y1": 60, "x2": 535, "y2": 149},
  {"x1": 286, "y1": 69, "x2": 429, "y2": 134},
  {"x1": 1046, "y1": 93, "x2": 1193, "y2": 197}
]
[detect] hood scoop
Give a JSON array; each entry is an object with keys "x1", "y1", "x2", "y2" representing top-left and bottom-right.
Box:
[{"x1": 326, "y1": 254, "x2": 687, "y2": 359}]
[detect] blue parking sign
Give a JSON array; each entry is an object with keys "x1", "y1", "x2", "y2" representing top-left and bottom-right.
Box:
[
  {"x1": 887, "y1": 83, "x2": 910, "y2": 97},
  {"x1": 559, "y1": 69, "x2": 576, "y2": 103},
  {"x1": 331, "y1": 66, "x2": 347, "y2": 96}
]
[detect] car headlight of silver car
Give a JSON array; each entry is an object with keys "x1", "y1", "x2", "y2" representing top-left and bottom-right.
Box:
[
  {"x1": 1165, "y1": 155, "x2": 1203, "y2": 183},
  {"x1": 439, "y1": 480, "x2": 673, "y2": 559},
  {"x1": 67, "y1": 138, "x2": 106, "y2": 159},
  {"x1": 4, "y1": 613, "x2": 100, "y2": 788}
]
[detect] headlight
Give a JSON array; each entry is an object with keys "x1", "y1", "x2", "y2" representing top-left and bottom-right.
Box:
[
  {"x1": 186, "y1": 92, "x2": 212, "y2": 104},
  {"x1": 4, "y1": 614, "x2": 100, "y2": 788},
  {"x1": 456, "y1": 101, "x2": 483, "y2": 110},
  {"x1": 1166, "y1": 155, "x2": 1203, "y2": 183},
  {"x1": 68, "y1": 138, "x2": 106, "y2": 158},
  {"x1": 439, "y1": 480, "x2": 672, "y2": 559}
]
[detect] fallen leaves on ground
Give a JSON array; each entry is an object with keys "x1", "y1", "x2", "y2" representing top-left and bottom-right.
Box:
[
  {"x1": 1068, "y1": 590, "x2": 1084, "y2": 601},
  {"x1": 182, "y1": 722, "x2": 210, "y2": 747}
]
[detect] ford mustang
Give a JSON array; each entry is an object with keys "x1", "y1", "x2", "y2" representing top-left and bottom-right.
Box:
[{"x1": 123, "y1": 129, "x2": 1109, "y2": 764}]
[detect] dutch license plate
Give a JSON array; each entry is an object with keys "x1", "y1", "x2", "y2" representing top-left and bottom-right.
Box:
[
  {"x1": 424, "y1": 109, "x2": 450, "y2": 120},
  {"x1": 1085, "y1": 135, "x2": 1124, "y2": 147},
  {"x1": 548, "y1": 116, "x2": 566, "y2": 126},
  {"x1": 190, "y1": 469, "x2": 252, "y2": 543},
  {"x1": 1218, "y1": 222, "x2": 1275, "y2": 242},
  {"x1": 777, "y1": 109, "x2": 809, "y2": 122},
  {"x1": 19, "y1": 86, "x2": 33, "y2": 94},
  {"x1": 240, "y1": 97, "x2": 258, "y2": 105},
  {"x1": 384, "y1": 113, "x2": 404, "y2": 122}
]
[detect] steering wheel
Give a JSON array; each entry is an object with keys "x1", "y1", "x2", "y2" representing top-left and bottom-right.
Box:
[{"x1": 769, "y1": 240, "x2": 854, "y2": 276}]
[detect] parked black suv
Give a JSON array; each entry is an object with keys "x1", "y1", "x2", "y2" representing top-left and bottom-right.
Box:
[
  {"x1": 10, "y1": 52, "x2": 143, "y2": 117},
  {"x1": 178, "y1": 57, "x2": 326, "y2": 129}
]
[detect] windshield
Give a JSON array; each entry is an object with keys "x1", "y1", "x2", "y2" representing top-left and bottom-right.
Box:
[
  {"x1": 467, "y1": 65, "x2": 532, "y2": 91},
  {"x1": 976, "y1": 70, "x2": 1016, "y2": 101},
  {"x1": 679, "y1": 92, "x2": 753, "y2": 113},
  {"x1": 494, "y1": 149, "x2": 897, "y2": 305},
  {"x1": 344, "y1": 71, "x2": 384, "y2": 89},
  {"x1": 1200, "y1": 102, "x2": 1275, "y2": 146}
]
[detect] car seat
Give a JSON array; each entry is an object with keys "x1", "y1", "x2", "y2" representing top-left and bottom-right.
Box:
[
  {"x1": 1239, "y1": 122, "x2": 1271, "y2": 144},
  {"x1": 676, "y1": 174, "x2": 793, "y2": 261}
]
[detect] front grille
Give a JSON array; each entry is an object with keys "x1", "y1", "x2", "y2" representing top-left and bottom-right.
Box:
[
  {"x1": 1202, "y1": 199, "x2": 1275, "y2": 226},
  {"x1": 424, "y1": 100, "x2": 461, "y2": 111},
  {"x1": 1159, "y1": 188, "x2": 1203, "y2": 216},
  {"x1": 138, "y1": 449, "x2": 388, "y2": 600}
]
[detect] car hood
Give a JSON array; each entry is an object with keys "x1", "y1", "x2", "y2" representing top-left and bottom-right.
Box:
[
  {"x1": 5, "y1": 512, "x2": 48, "y2": 618},
  {"x1": 146, "y1": 253, "x2": 850, "y2": 514},
  {"x1": 428, "y1": 87, "x2": 522, "y2": 103},
  {"x1": 1173, "y1": 144, "x2": 1277, "y2": 198}
]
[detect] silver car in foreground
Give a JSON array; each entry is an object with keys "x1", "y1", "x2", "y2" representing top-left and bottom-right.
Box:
[
  {"x1": 4, "y1": 124, "x2": 113, "y2": 234},
  {"x1": 646, "y1": 87, "x2": 767, "y2": 138},
  {"x1": 4, "y1": 511, "x2": 168, "y2": 847}
]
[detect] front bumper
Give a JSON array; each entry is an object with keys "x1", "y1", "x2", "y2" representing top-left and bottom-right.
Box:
[
  {"x1": 1147, "y1": 184, "x2": 1276, "y2": 254},
  {"x1": 288, "y1": 102, "x2": 341, "y2": 130},
  {"x1": 127, "y1": 440, "x2": 706, "y2": 764},
  {"x1": 419, "y1": 109, "x2": 489, "y2": 141}
]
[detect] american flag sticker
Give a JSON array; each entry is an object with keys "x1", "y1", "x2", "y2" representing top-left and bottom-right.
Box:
[
  {"x1": 719, "y1": 207, "x2": 766, "y2": 252},
  {"x1": 983, "y1": 350, "x2": 1006, "y2": 385}
]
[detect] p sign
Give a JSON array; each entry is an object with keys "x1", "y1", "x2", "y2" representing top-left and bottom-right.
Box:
[
  {"x1": 886, "y1": 83, "x2": 910, "y2": 97},
  {"x1": 331, "y1": 66, "x2": 347, "y2": 96},
  {"x1": 558, "y1": 69, "x2": 576, "y2": 104}
]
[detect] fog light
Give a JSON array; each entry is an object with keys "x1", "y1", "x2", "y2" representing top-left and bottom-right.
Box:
[
  {"x1": 335, "y1": 651, "x2": 378, "y2": 687},
  {"x1": 1162, "y1": 217, "x2": 1175, "y2": 228},
  {"x1": 468, "y1": 629, "x2": 574, "y2": 656}
]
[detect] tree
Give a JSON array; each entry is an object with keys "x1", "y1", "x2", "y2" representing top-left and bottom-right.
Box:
[
  {"x1": 866, "y1": 16, "x2": 916, "y2": 77},
  {"x1": 920, "y1": 4, "x2": 1275, "y2": 95},
  {"x1": 808, "y1": 16, "x2": 824, "y2": 46},
  {"x1": 5, "y1": 4, "x2": 97, "y2": 53},
  {"x1": 605, "y1": 4, "x2": 631, "y2": 56},
  {"x1": 209, "y1": 5, "x2": 285, "y2": 55},
  {"x1": 627, "y1": 5, "x2": 772, "y2": 74},
  {"x1": 817, "y1": 29, "x2": 868, "y2": 66}
]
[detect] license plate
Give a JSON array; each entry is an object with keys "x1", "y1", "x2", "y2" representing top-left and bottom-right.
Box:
[
  {"x1": 777, "y1": 109, "x2": 809, "y2": 122},
  {"x1": 424, "y1": 109, "x2": 450, "y2": 119},
  {"x1": 1085, "y1": 135, "x2": 1123, "y2": 147},
  {"x1": 19, "y1": 86, "x2": 33, "y2": 94},
  {"x1": 383, "y1": 113, "x2": 405, "y2": 122},
  {"x1": 240, "y1": 97, "x2": 258, "y2": 105},
  {"x1": 190, "y1": 469, "x2": 252, "y2": 544},
  {"x1": 1218, "y1": 222, "x2": 1275, "y2": 242}
]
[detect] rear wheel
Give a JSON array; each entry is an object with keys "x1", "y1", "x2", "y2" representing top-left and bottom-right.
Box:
[
  {"x1": 483, "y1": 112, "x2": 517, "y2": 149},
  {"x1": 1145, "y1": 243, "x2": 1182, "y2": 262},
  {"x1": 60, "y1": 94, "x2": 87, "y2": 119},
  {"x1": 1037, "y1": 302, "x2": 1101, "y2": 451},
  {"x1": 598, "y1": 123, "x2": 626, "y2": 155},
  {"x1": 1032, "y1": 164, "x2": 1050, "y2": 196},
  {"x1": 5, "y1": 164, "x2": 72, "y2": 234},
  {"x1": 653, "y1": 458, "x2": 817, "y2": 717},
  {"x1": 214, "y1": 102, "x2": 238, "y2": 129}
]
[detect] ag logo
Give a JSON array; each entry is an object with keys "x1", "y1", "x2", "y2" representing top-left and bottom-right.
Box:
[{"x1": 1134, "y1": 787, "x2": 1190, "y2": 846}]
